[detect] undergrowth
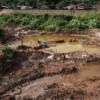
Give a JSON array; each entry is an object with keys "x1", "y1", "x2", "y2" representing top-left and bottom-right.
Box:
[{"x1": 0, "y1": 12, "x2": 100, "y2": 31}]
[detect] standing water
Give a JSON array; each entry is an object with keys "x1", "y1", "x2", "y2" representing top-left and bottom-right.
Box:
[
  {"x1": 7, "y1": 34, "x2": 100, "y2": 55},
  {"x1": 44, "y1": 42, "x2": 100, "y2": 55}
]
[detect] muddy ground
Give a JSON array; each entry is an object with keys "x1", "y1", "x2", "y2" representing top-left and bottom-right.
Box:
[
  {"x1": 2, "y1": 26, "x2": 100, "y2": 49},
  {"x1": 0, "y1": 50, "x2": 100, "y2": 100},
  {"x1": 0, "y1": 27, "x2": 100, "y2": 100}
]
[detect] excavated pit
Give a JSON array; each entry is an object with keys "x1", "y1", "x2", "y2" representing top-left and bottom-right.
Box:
[{"x1": 0, "y1": 32, "x2": 100, "y2": 100}]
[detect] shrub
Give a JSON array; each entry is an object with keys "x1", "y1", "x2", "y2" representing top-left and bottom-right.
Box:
[
  {"x1": 66, "y1": 19, "x2": 80, "y2": 29},
  {"x1": 1, "y1": 47, "x2": 14, "y2": 71},
  {"x1": 2, "y1": 47, "x2": 14, "y2": 60}
]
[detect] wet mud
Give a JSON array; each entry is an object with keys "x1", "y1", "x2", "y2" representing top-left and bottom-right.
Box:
[
  {"x1": 0, "y1": 50, "x2": 100, "y2": 100},
  {"x1": 0, "y1": 27, "x2": 100, "y2": 100}
]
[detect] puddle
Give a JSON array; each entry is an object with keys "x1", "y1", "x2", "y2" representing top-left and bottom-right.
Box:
[
  {"x1": 23, "y1": 34, "x2": 89, "y2": 42},
  {"x1": 79, "y1": 67, "x2": 100, "y2": 78},
  {"x1": 78, "y1": 63, "x2": 100, "y2": 78},
  {"x1": 44, "y1": 42, "x2": 100, "y2": 55},
  {"x1": 5, "y1": 34, "x2": 100, "y2": 55},
  {"x1": 84, "y1": 62, "x2": 100, "y2": 67},
  {"x1": 23, "y1": 34, "x2": 100, "y2": 55}
]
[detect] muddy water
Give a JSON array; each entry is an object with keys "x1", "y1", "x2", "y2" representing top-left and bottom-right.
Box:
[
  {"x1": 23, "y1": 34, "x2": 100, "y2": 55},
  {"x1": 44, "y1": 42, "x2": 100, "y2": 55},
  {"x1": 8, "y1": 34, "x2": 100, "y2": 55},
  {"x1": 79, "y1": 66, "x2": 100, "y2": 78},
  {"x1": 23, "y1": 34, "x2": 89, "y2": 42},
  {"x1": 78, "y1": 62, "x2": 100, "y2": 78},
  {"x1": 9, "y1": 34, "x2": 86, "y2": 48}
]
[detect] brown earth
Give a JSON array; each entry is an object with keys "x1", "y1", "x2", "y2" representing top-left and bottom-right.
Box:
[
  {"x1": 0, "y1": 50, "x2": 100, "y2": 100},
  {"x1": 0, "y1": 26, "x2": 100, "y2": 100}
]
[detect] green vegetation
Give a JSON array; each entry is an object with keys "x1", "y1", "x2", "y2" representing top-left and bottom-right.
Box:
[
  {"x1": 0, "y1": 13, "x2": 100, "y2": 31},
  {"x1": 2, "y1": 47, "x2": 14, "y2": 60},
  {"x1": 1, "y1": 0, "x2": 100, "y2": 9},
  {"x1": 1, "y1": 47, "x2": 14, "y2": 71}
]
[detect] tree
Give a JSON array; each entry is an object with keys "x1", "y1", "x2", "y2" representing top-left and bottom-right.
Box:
[{"x1": 0, "y1": 0, "x2": 100, "y2": 9}]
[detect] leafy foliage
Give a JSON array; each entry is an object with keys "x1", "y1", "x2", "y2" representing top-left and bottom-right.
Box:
[
  {"x1": 1, "y1": 0, "x2": 100, "y2": 9},
  {"x1": 2, "y1": 47, "x2": 14, "y2": 71},
  {"x1": 0, "y1": 12, "x2": 100, "y2": 31},
  {"x1": 2, "y1": 47, "x2": 14, "y2": 60}
]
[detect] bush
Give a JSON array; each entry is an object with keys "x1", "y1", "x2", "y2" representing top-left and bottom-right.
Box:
[
  {"x1": 2, "y1": 47, "x2": 14, "y2": 71},
  {"x1": 44, "y1": 19, "x2": 68, "y2": 31},
  {"x1": 2, "y1": 47, "x2": 14, "y2": 60},
  {"x1": 66, "y1": 19, "x2": 80, "y2": 29}
]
